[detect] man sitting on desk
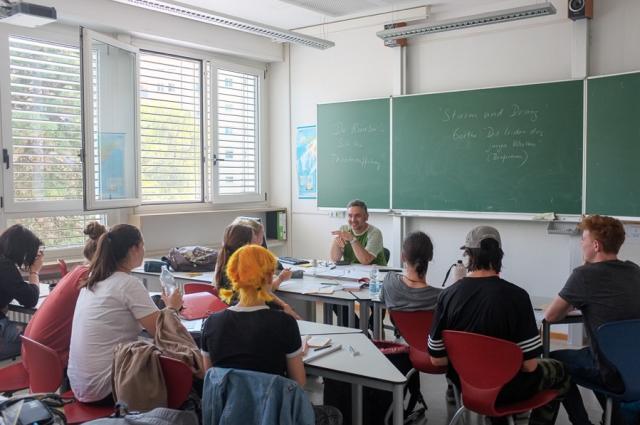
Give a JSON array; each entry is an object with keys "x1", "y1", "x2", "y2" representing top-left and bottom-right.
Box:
[
  {"x1": 545, "y1": 215, "x2": 640, "y2": 425},
  {"x1": 428, "y1": 226, "x2": 569, "y2": 425},
  {"x1": 330, "y1": 199, "x2": 386, "y2": 266}
]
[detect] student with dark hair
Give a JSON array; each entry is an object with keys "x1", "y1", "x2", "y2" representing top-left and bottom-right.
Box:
[
  {"x1": 68, "y1": 224, "x2": 183, "y2": 404},
  {"x1": 214, "y1": 223, "x2": 297, "y2": 317},
  {"x1": 24, "y1": 221, "x2": 106, "y2": 366},
  {"x1": 545, "y1": 215, "x2": 640, "y2": 425},
  {"x1": 379, "y1": 231, "x2": 441, "y2": 311},
  {"x1": 0, "y1": 224, "x2": 43, "y2": 359},
  {"x1": 428, "y1": 226, "x2": 569, "y2": 425}
]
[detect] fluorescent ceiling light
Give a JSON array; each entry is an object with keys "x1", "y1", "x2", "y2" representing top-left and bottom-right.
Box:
[
  {"x1": 0, "y1": 2, "x2": 57, "y2": 27},
  {"x1": 377, "y1": 2, "x2": 556, "y2": 41},
  {"x1": 112, "y1": 0, "x2": 335, "y2": 50}
]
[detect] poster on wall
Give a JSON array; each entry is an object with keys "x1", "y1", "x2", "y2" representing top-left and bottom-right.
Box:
[{"x1": 296, "y1": 125, "x2": 317, "y2": 199}]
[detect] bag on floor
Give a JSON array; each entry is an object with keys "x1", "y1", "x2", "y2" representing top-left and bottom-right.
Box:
[
  {"x1": 83, "y1": 405, "x2": 198, "y2": 425},
  {"x1": 0, "y1": 393, "x2": 67, "y2": 425},
  {"x1": 323, "y1": 341, "x2": 426, "y2": 425}
]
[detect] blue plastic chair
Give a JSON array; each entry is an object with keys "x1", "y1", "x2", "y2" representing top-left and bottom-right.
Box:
[{"x1": 584, "y1": 319, "x2": 640, "y2": 425}]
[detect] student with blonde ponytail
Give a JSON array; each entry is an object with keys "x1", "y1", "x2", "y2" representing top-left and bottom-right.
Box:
[
  {"x1": 202, "y1": 244, "x2": 305, "y2": 386},
  {"x1": 214, "y1": 223, "x2": 298, "y2": 318},
  {"x1": 68, "y1": 224, "x2": 183, "y2": 404}
]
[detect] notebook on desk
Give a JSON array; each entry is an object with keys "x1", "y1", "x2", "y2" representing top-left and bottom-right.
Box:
[{"x1": 279, "y1": 256, "x2": 309, "y2": 265}]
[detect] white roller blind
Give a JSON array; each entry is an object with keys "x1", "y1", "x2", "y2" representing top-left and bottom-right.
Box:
[
  {"x1": 215, "y1": 69, "x2": 258, "y2": 196},
  {"x1": 139, "y1": 51, "x2": 202, "y2": 203},
  {"x1": 9, "y1": 36, "x2": 82, "y2": 203}
]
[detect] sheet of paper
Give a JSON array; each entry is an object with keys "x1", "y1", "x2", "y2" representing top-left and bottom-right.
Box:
[
  {"x1": 307, "y1": 336, "x2": 331, "y2": 347},
  {"x1": 182, "y1": 318, "x2": 203, "y2": 332}
]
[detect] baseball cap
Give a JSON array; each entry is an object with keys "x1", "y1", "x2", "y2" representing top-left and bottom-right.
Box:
[{"x1": 461, "y1": 226, "x2": 502, "y2": 249}]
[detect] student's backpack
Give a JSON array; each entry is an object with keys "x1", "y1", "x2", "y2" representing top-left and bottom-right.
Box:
[
  {"x1": 163, "y1": 246, "x2": 217, "y2": 272},
  {"x1": 83, "y1": 405, "x2": 198, "y2": 425},
  {"x1": 323, "y1": 341, "x2": 426, "y2": 425},
  {"x1": 0, "y1": 393, "x2": 67, "y2": 425}
]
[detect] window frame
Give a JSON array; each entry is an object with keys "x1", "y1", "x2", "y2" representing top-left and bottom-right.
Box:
[
  {"x1": 138, "y1": 49, "x2": 205, "y2": 205},
  {"x1": 0, "y1": 26, "x2": 84, "y2": 213},
  {"x1": 81, "y1": 28, "x2": 141, "y2": 211},
  {"x1": 209, "y1": 59, "x2": 266, "y2": 204}
]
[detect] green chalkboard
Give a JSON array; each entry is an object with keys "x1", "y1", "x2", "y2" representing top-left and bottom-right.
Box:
[
  {"x1": 317, "y1": 99, "x2": 390, "y2": 209},
  {"x1": 587, "y1": 72, "x2": 640, "y2": 217},
  {"x1": 392, "y1": 81, "x2": 583, "y2": 214}
]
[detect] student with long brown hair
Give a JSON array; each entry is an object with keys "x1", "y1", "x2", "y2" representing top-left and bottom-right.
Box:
[
  {"x1": 24, "y1": 222, "x2": 106, "y2": 366},
  {"x1": 67, "y1": 224, "x2": 182, "y2": 404},
  {"x1": 214, "y1": 223, "x2": 297, "y2": 318}
]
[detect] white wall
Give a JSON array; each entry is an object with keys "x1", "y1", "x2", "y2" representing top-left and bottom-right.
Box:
[{"x1": 270, "y1": 0, "x2": 640, "y2": 298}]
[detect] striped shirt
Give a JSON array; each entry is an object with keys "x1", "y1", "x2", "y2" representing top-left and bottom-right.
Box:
[{"x1": 428, "y1": 276, "x2": 542, "y2": 360}]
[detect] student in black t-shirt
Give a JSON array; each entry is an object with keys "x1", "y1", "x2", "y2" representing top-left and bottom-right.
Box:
[
  {"x1": 202, "y1": 244, "x2": 305, "y2": 385},
  {"x1": 545, "y1": 215, "x2": 640, "y2": 425},
  {"x1": 428, "y1": 226, "x2": 569, "y2": 425},
  {"x1": 0, "y1": 224, "x2": 44, "y2": 359}
]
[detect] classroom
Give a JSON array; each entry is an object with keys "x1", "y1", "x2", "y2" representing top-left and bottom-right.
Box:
[{"x1": 1, "y1": 0, "x2": 639, "y2": 424}]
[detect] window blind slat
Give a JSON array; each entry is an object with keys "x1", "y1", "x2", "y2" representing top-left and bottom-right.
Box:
[{"x1": 140, "y1": 51, "x2": 202, "y2": 203}]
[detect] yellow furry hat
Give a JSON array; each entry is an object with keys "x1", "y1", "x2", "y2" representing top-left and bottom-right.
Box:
[{"x1": 221, "y1": 244, "x2": 275, "y2": 304}]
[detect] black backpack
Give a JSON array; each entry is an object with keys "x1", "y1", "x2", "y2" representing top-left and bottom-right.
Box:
[{"x1": 0, "y1": 393, "x2": 67, "y2": 425}]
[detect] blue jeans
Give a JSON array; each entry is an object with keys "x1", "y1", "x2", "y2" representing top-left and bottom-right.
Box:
[{"x1": 551, "y1": 347, "x2": 626, "y2": 425}]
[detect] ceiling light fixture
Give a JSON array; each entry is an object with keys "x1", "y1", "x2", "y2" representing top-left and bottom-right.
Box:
[
  {"x1": 112, "y1": 0, "x2": 335, "y2": 50},
  {"x1": 377, "y1": 2, "x2": 556, "y2": 42}
]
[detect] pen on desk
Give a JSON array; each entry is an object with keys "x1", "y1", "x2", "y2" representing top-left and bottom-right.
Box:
[
  {"x1": 313, "y1": 344, "x2": 333, "y2": 352},
  {"x1": 347, "y1": 345, "x2": 359, "y2": 357}
]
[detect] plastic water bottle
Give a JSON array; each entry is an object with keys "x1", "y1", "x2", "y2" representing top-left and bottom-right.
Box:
[
  {"x1": 369, "y1": 267, "x2": 381, "y2": 301},
  {"x1": 159, "y1": 265, "x2": 177, "y2": 296}
]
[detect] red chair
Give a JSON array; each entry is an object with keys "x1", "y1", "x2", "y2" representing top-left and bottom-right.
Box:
[
  {"x1": 442, "y1": 331, "x2": 560, "y2": 425},
  {"x1": 183, "y1": 282, "x2": 218, "y2": 296},
  {"x1": 389, "y1": 310, "x2": 449, "y2": 375},
  {"x1": 0, "y1": 362, "x2": 29, "y2": 396},
  {"x1": 57, "y1": 259, "x2": 69, "y2": 277},
  {"x1": 20, "y1": 336, "x2": 113, "y2": 424},
  {"x1": 381, "y1": 310, "x2": 449, "y2": 423},
  {"x1": 159, "y1": 356, "x2": 193, "y2": 409},
  {"x1": 181, "y1": 292, "x2": 228, "y2": 320}
]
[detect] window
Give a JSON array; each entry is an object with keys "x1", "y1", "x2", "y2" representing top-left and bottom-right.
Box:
[
  {"x1": 7, "y1": 213, "x2": 106, "y2": 249},
  {"x1": 212, "y1": 68, "x2": 261, "y2": 202},
  {"x1": 139, "y1": 52, "x2": 202, "y2": 203},
  {"x1": 7, "y1": 36, "x2": 82, "y2": 211}
]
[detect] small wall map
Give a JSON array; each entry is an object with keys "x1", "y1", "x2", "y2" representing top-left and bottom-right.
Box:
[{"x1": 296, "y1": 125, "x2": 317, "y2": 199}]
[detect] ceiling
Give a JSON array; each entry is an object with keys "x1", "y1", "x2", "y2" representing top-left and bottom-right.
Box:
[{"x1": 156, "y1": 0, "x2": 524, "y2": 30}]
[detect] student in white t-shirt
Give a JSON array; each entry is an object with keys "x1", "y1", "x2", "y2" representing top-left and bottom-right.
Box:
[{"x1": 67, "y1": 224, "x2": 182, "y2": 405}]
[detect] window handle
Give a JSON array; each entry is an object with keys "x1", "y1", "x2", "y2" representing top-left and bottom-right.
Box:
[
  {"x1": 2, "y1": 149, "x2": 9, "y2": 170},
  {"x1": 213, "y1": 154, "x2": 225, "y2": 166}
]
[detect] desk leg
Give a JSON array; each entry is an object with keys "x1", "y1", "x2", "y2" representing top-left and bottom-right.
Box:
[
  {"x1": 373, "y1": 302, "x2": 382, "y2": 339},
  {"x1": 323, "y1": 302, "x2": 332, "y2": 325},
  {"x1": 359, "y1": 301, "x2": 370, "y2": 333},
  {"x1": 543, "y1": 321, "x2": 551, "y2": 358},
  {"x1": 351, "y1": 383, "x2": 363, "y2": 425},
  {"x1": 348, "y1": 304, "x2": 356, "y2": 328},
  {"x1": 392, "y1": 384, "x2": 404, "y2": 425}
]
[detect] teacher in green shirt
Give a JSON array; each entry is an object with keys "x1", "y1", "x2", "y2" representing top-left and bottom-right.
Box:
[{"x1": 330, "y1": 199, "x2": 386, "y2": 266}]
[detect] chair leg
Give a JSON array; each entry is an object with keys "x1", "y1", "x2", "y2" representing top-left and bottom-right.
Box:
[
  {"x1": 507, "y1": 416, "x2": 515, "y2": 425},
  {"x1": 604, "y1": 398, "x2": 613, "y2": 425},
  {"x1": 449, "y1": 406, "x2": 467, "y2": 425}
]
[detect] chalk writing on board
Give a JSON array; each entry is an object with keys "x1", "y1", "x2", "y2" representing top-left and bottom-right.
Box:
[
  {"x1": 332, "y1": 122, "x2": 385, "y2": 137},
  {"x1": 330, "y1": 153, "x2": 382, "y2": 171},
  {"x1": 441, "y1": 105, "x2": 540, "y2": 123}
]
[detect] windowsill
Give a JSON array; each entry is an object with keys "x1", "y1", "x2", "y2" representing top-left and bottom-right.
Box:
[{"x1": 131, "y1": 205, "x2": 286, "y2": 218}]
